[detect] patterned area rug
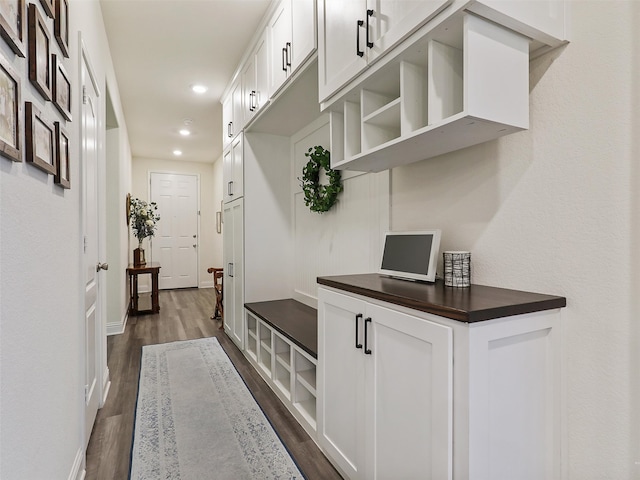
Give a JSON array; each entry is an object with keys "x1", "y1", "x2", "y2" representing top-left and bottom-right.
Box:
[{"x1": 130, "y1": 337, "x2": 303, "y2": 479}]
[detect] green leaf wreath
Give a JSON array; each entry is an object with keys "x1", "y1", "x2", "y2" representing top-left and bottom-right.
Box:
[{"x1": 300, "y1": 146, "x2": 343, "y2": 213}]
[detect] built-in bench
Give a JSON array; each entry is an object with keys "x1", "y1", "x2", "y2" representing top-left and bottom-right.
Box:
[
  {"x1": 245, "y1": 299, "x2": 317, "y2": 358},
  {"x1": 243, "y1": 299, "x2": 318, "y2": 437}
]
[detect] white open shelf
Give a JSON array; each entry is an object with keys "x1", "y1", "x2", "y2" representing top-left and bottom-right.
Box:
[
  {"x1": 243, "y1": 308, "x2": 318, "y2": 437},
  {"x1": 258, "y1": 323, "x2": 273, "y2": 377},
  {"x1": 328, "y1": 12, "x2": 529, "y2": 172},
  {"x1": 246, "y1": 313, "x2": 258, "y2": 362}
]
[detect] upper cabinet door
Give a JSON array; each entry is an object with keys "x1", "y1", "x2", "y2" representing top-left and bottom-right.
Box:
[
  {"x1": 318, "y1": 0, "x2": 368, "y2": 103},
  {"x1": 231, "y1": 79, "x2": 244, "y2": 135},
  {"x1": 290, "y1": 0, "x2": 316, "y2": 73},
  {"x1": 367, "y1": 0, "x2": 452, "y2": 61},
  {"x1": 222, "y1": 94, "x2": 233, "y2": 148},
  {"x1": 254, "y1": 32, "x2": 269, "y2": 112},
  {"x1": 241, "y1": 54, "x2": 257, "y2": 124},
  {"x1": 268, "y1": 0, "x2": 292, "y2": 96}
]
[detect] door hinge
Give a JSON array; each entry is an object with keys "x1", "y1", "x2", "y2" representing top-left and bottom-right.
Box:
[
  {"x1": 82, "y1": 86, "x2": 87, "y2": 105},
  {"x1": 83, "y1": 236, "x2": 88, "y2": 253},
  {"x1": 198, "y1": 210, "x2": 201, "y2": 216},
  {"x1": 84, "y1": 384, "x2": 89, "y2": 403}
]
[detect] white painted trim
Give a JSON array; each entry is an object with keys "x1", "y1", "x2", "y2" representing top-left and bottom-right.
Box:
[
  {"x1": 106, "y1": 310, "x2": 128, "y2": 336},
  {"x1": 101, "y1": 367, "x2": 111, "y2": 408},
  {"x1": 67, "y1": 447, "x2": 85, "y2": 480},
  {"x1": 199, "y1": 280, "x2": 214, "y2": 289}
]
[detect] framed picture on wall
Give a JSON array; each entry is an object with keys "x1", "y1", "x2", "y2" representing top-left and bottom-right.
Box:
[
  {"x1": 25, "y1": 102, "x2": 56, "y2": 175},
  {"x1": 52, "y1": 54, "x2": 71, "y2": 120},
  {"x1": 53, "y1": 0, "x2": 68, "y2": 57},
  {"x1": 54, "y1": 121, "x2": 69, "y2": 188},
  {"x1": 39, "y1": 0, "x2": 54, "y2": 19},
  {"x1": 0, "y1": 51, "x2": 21, "y2": 162},
  {"x1": 0, "y1": 0, "x2": 26, "y2": 57},
  {"x1": 28, "y1": 4, "x2": 52, "y2": 101}
]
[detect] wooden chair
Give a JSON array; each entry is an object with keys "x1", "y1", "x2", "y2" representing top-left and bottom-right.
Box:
[{"x1": 207, "y1": 267, "x2": 224, "y2": 329}]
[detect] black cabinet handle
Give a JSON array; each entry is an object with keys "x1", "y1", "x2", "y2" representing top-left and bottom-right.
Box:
[
  {"x1": 366, "y1": 9, "x2": 374, "y2": 48},
  {"x1": 282, "y1": 47, "x2": 287, "y2": 72},
  {"x1": 356, "y1": 20, "x2": 364, "y2": 57},
  {"x1": 228, "y1": 121, "x2": 233, "y2": 137},
  {"x1": 248, "y1": 91, "x2": 254, "y2": 111},
  {"x1": 364, "y1": 317, "x2": 372, "y2": 354},
  {"x1": 251, "y1": 91, "x2": 257, "y2": 111},
  {"x1": 228, "y1": 180, "x2": 233, "y2": 197},
  {"x1": 228, "y1": 263, "x2": 234, "y2": 277},
  {"x1": 286, "y1": 42, "x2": 292, "y2": 68},
  {"x1": 355, "y1": 313, "x2": 363, "y2": 349}
]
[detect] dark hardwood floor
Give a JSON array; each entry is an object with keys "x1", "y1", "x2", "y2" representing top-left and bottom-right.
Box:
[{"x1": 85, "y1": 288, "x2": 342, "y2": 480}]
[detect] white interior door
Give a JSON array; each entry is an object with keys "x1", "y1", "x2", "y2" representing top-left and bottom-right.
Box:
[
  {"x1": 81, "y1": 49, "x2": 102, "y2": 446},
  {"x1": 150, "y1": 173, "x2": 199, "y2": 289}
]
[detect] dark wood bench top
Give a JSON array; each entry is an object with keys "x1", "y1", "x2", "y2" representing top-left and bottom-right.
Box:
[
  {"x1": 245, "y1": 299, "x2": 317, "y2": 358},
  {"x1": 317, "y1": 274, "x2": 566, "y2": 323}
]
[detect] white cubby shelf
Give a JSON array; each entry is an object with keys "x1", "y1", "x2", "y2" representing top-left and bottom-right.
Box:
[
  {"x1": 244, "y1": 300, "x2": 318, "y2": 438},
  {"x1": 328, "y1": 12, "x2": 530, "y2": 173}
]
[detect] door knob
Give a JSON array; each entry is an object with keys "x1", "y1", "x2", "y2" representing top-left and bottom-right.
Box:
[
  {"x1": 96, "y1": 262, "x2": 109, "y2": 272},
  {"x1": 193, "y1": 244, "x2": 197, "y2": 248}
]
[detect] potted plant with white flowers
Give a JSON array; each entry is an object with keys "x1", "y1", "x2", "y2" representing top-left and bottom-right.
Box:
[{"x1": 129, "y1": 197, "x2": 160, "y2": 266}]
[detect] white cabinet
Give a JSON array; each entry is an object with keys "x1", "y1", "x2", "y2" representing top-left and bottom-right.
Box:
[
  {"x1": 222, "y1": 93, "x2": 233, "y2": 148},
  {"x1": 328, "y1": 13, "x2": 530, "y2": 172},
  {"x1": 222, "y1": 132, "x2": 243, "y2": 204},
  {"x1": 268, "y1": 0, "x2": 316, "y2": 96},
  {"x1": 317, "y1": 283, "x2": 563, "y2": 480},
  {"x1": 223, "y1": 198, "x2": 244, "y2": 349},
  {"x1": 221, "y1": 77, "x2": 244, "y2": 145},
  {"x1": 318, "y1": 288, "x2": 453, "y2": 479},
  {"x1": 241, "y1": 31, "x2": 269, "y2": 124},
  {"x1": 318, "y1": 0, "x2": 451, "y2": 103}
]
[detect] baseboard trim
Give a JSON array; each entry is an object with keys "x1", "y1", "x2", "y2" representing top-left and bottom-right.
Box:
[
  {"x1": 68, "y1": 447, "x2": 85, "y2": 480},
  {"x1": 199, "y1": 280, "x2": 214, "y2": 289},
  {"x1": 107, "y1": 309, "x2": 128, "y2": 336},
  {"x1": 101, "y1": 366, "x2": 111, "y2": 407}
]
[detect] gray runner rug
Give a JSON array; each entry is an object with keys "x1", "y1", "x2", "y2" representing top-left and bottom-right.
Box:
[{"x1": 130, "y1": 337, "x2": 304, "y2": 479}]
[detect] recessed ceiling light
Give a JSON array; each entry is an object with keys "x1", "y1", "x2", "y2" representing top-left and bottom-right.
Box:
[
  {"x1": 191, "y1": 84, "x2": 207, "y2": 94},
  {"x1": 173, "y1": 150, "x2": 182, "y2": 156},
  {"x1": 179, "y1": 129, "x2": 191, "y2": 136}
]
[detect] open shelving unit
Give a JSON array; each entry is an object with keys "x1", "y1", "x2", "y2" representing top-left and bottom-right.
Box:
[
  {"x1": 244, "y1": 300, "x2": 318, "y2": 438},
  {"x1": 258, "y1": 322, "x2": 273, "y2": 377},
  {"x1": 328, "y1": 12, "x2": 530, "y2": 172},
  {"x1": 246, "y1": 313, "x2": 258, "y2": 362}
]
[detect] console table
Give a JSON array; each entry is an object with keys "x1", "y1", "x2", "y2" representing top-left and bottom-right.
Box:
[{"x1": 127, "y1": 262, "x2": 161, "y2": 315}]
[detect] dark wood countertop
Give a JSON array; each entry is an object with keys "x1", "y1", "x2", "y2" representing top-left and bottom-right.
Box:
[
  {"x1": 245, "y1": 299, "x2": 318, "y2": 358},
  {"x1": 317, "y1": 274, "x2": 566, "y2": 323}
]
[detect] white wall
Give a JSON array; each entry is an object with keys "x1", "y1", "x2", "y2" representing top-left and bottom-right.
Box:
[
  {"x1": 390, "y1": 2, "x2": 640, "y2": 477},
  {"x1": 291, "y1": 116, "x2": 390, "y2": 308},
  {"x1": 0, "y1": 0, "x2": 131, "y2": 478},
  {"x1": 131, "y1": 157, "x2": 218, "y2": 289}
]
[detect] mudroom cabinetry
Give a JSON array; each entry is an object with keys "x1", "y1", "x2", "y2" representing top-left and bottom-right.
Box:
[
  {"x1": 222, "y1": 198, "x2": 244, "y2": 349},
  {"x1": 317, "y1": 0, "x2": 451, "y2": 102},
  {"x1": 222, "y1": 132, "x2": 243, "y2": 204},
  {"x1": 317, "y1": 274, "x2": 566, "y2": 480}
]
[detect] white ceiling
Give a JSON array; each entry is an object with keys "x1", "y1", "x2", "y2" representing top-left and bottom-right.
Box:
[{"x1": 100, "y1": 0, "x2": 272, "y2": 164}]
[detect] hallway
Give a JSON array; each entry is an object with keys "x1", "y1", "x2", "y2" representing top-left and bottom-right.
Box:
[{"x1": 85, "y1": 288, "x2": 341, "y2": 479}]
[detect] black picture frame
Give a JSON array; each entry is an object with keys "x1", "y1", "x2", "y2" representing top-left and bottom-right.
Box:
[
  {"x1": 0, "y1": 0, "x2": 26, "y2": 57},
  {"x1": 25, "y1": 101, "x2": 56, "y2": 175},
  {"x1": 53, "y1": 0, "x2": 68, "y2": 57},
  {"x1": 28, "y1": 4, "x2": 52, "y2": 101},
  {"x1": 52, "y1": 54, "x2": 71, "y2": 121},
  {"x1": 0, "y1": 51, "x2": 21, "y2": 162},
  {"x1": 54, "y1": 121, "x2": 69, "y2": 188}
]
